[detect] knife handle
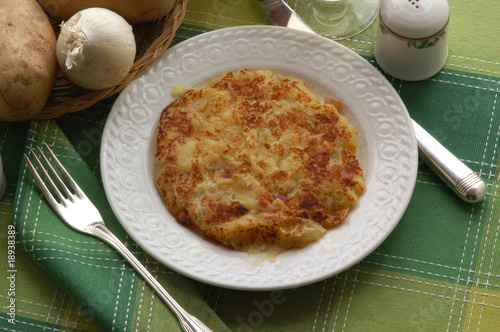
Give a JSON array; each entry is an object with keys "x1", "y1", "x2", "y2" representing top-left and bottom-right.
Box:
[{"x1": 412, "y1": 120, "x2": 486, "y2": 203}]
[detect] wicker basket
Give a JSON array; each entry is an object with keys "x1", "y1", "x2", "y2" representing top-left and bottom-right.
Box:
[{"x1": 36, "y1": 0, "x2": 188, "y2": 119}]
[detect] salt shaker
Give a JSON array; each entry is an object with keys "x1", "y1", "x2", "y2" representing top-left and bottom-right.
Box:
[
  {"x1": 374, "y1": 0, "x2": 450, "y2": 81},
  {"x1": 0, "y1": 155, "x2": 5, "y2": 200}
]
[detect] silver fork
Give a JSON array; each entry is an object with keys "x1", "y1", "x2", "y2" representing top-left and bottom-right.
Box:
[{"x1": 24, "y1": 142, "x2": 212, "y2": 332}]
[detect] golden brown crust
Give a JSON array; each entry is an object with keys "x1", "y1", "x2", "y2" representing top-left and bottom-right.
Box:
[{"x1": 155, "y1": 69, "x2": 365, "y2": 253}]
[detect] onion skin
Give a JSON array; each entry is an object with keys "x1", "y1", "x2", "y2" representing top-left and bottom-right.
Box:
[
  {"x1": 37, "y1": 0, "x2": 176, "y2": 24},
  {"x1": 56, "y1": 8, "x2": 136, "y2": 90}
]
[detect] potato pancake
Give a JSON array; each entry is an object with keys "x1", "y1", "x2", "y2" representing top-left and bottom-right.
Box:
[{"x1": 155, "y1": 69, "x2": 365, "y2": 253}]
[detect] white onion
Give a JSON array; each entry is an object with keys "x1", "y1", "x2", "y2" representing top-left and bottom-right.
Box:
[{"x1": 56, "y1": 7, "x2": 136, "y2": 90}]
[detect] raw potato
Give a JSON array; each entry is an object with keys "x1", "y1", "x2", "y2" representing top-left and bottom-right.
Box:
[
  {"x1": 0, "y1": 0, "x2": 57, "y2": 121},
  {"x1": 37, "y1": 0, "x2": 177, "y2": 24}
]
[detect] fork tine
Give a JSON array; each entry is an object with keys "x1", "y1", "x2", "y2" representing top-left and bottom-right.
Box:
[
  {"x1": 24, "y1": 153, "x2": 62, "y2": 207},
  {"x1": 41, "y1": 142, "x2": 86, "y2": 200},
  {"x1": 31, "y1": 150, "x2": 68, "y2": 203},
  {"x1": 37, "y1": 145, "x2": 74, "y2": 199}
]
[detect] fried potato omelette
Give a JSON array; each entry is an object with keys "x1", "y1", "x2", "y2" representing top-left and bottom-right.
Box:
[{"x1": 155, "y1": 69, "x2": 365, "y2": 253}]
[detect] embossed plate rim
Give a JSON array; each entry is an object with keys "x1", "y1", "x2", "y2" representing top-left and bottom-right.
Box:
[{"x1": 100, "y1": 26, "x2": 418, "y2": 290}]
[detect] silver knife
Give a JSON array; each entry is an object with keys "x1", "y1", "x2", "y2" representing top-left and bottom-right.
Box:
[
  {"x1": 258, "y1": 0, "x2": 315, "y2": 33},
  {"x1": 258, "y1": 0, "x2": 486, "y2": 203}
]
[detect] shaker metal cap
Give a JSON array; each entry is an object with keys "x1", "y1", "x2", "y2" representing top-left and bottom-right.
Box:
[{"x1": 380, "y1": 0, "x2": 450, "y2": 39}]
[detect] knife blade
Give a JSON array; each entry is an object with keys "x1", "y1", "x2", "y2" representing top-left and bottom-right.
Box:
[
  {"x1": 258, "y1": 0, "x2": 315, "y2": 34},
  {"x1": 258, "y1": 0, "x2": 486, "y2": 203}
]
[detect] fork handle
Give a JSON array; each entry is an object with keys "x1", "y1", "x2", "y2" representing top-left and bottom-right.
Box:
[{"x1": 90, "y1": 224, "x2": 212, "y2": 332}]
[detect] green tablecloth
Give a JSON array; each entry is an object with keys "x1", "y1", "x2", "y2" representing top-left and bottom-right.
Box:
[{"x1": 1, "y1": 0, "x2": 499, "y2": 331}]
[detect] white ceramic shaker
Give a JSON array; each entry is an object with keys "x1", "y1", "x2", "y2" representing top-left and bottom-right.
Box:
[
  {"x1": 374, "y1": 0, "x2": 450, "y2": 81},
  {"x1": 0, "y1": 155, "x2": 5, "y2": 200}
]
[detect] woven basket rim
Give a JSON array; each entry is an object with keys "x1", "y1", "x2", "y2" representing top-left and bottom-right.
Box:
[{"x1": 36, "y1": 0, "x2": 188, "y2": 120}]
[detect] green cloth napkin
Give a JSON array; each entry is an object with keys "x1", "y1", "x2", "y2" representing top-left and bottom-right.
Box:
[
  {"x1": 2, "y1": 0, "x2": 500, "y2": 331},
  {"x1": 12, "y1": 117, "x2": 229, "y2": 331}
]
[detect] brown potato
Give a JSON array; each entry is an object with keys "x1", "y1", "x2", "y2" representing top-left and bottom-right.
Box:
[
  {"x1": 37, "y1": 0, "x2": 177, "y2": 24},
  {"x1": 0, "y1": 0, "x2": 57, "y2": 121}
]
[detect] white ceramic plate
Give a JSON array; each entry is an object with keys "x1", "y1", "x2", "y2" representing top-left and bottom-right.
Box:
[{"x1": 100, "y1": 26, "x2": 418, "y2": 291}]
